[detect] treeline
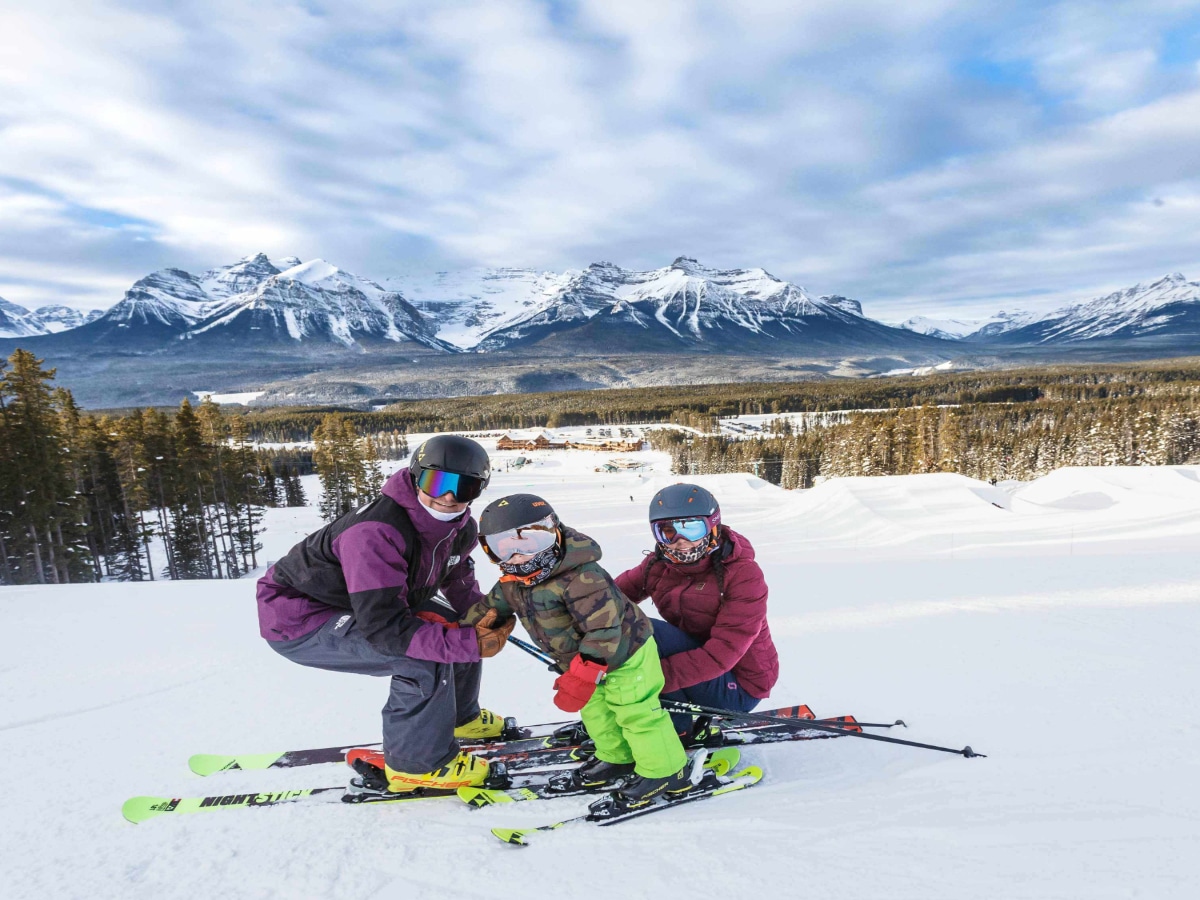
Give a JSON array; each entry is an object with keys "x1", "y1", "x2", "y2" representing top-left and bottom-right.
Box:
[
  {"x1": 649, "y1": 397, "x2": 1200, "y2": 488},
  {"x1": 0, "y1": 350, "x2": 308, "y2": 586},
  {"x1": 232, "y1": 358, "x2": 1200, "y2": 441}
]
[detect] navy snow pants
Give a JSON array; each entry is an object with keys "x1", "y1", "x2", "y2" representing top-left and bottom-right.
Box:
[
  {"x1": 650, "y1": 618, "x2": 761, "y2": 734},
  {"x1": 269, "y1": 612, "x2": 481, "y2": 773}
]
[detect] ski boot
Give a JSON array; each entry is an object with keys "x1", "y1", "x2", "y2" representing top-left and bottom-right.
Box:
[
  {"x1": 386, "y1": 751, "x2": 491, "y2": 793},
  {"x1": 547, "y1": 720, "x2": 590, "y2": 748},
  {"x1": 543, "y1": 757, "x2": 636, "y2": 795},
  {"x1": 346, "y1": 747, "x2": 386, "y2": 771},
  {"x1": 682, "y1": 716, "x2": 723, "y2": 748},
  {"x1": 596, "y1": 765, "x2": 694, "y2": 814},
  {"x1": 454, "y1": 708, "x2": 514, "y2": 741},
  {"x1": 345, "y1": 751, "x2": 508, "y2": 802}
]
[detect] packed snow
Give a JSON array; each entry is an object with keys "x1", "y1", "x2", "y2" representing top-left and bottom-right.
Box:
[{"x1": 2, "y1": 442, "x2": 1198, "y2": 900}]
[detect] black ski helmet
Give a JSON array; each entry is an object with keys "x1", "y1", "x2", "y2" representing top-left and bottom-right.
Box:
[
  {"x1": 478, "y1": 494, "x2": 563, "y2": 578},
  {"x1": 479, "y1": 493, "x2": 557, "y2": 536},
  {"x1": 408, "y1": 434, "x2": 491, "y2": 500},
  {"x1": 648, "y1": 483, "x2": 720, "y2": 522}
]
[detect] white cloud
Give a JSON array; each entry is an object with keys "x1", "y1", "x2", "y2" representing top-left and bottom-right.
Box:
[{"x1": 0, "y1": 0, "x2": 1198, "y2": 322}]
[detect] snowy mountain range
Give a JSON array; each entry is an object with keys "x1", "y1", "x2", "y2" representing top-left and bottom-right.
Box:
[
  {"x1": 893, "y1": 274, "x2": 1200, "y2": 345},
  {"x1": 970, "y1": 273, "x2": 1200, "y2": 344},
  {"x1": 389, "y1": 256, "x2": 921, "y2": 354},
  {"x1": 0, "y1": 295, "x2": 104, "y2": 338},
  {"x1": 6, "y1": 258, "x2": 1200, "y2": 363},
  {"x1": 9, "y1": 254, "x2": 944, "y2": 356},
  {"x1": 43, "y1": 253, "x2": 450, "y2": 352},
  {"x1": 895, "y1": 311, "x2": 1035, "y2": 341}
]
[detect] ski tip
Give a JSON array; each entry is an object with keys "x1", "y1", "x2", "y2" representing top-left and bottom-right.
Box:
[
  {"x1": 707, "y1": 746, "x2": 741, "y2": 775},
  {"x1": 458, "y1": 787, "x2": 511, "y2": 808},
  {"x1": 734, "y1": 765, "x2": 764, "y2": 786},
  {"x1": 189, "y1": 752, "x2": 288, "y2": 775},
  {"x1": 188, "y1": 754, "x2": 240, "y2": 776},
  {"x1": 490, "y1": 826, "x2": 532, "y2": 846},
  {"x1": 122, "y1": 796, "x2": 174, "y2": 824},
  {"x1": 712, "y1": 765, "x2": 764, "y2": 796}
]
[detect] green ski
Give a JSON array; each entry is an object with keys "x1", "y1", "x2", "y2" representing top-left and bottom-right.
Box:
[
  {"x1": 491, "y1": 765, "x2": 763, "y2": 846},
  {"x1": 122, "y1": 783, "x2": 460, "y2": 824}
]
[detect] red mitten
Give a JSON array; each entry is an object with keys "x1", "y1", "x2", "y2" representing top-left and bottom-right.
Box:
[{"x1": 552, "y1": 655, "x2": 608, "y2": 712}]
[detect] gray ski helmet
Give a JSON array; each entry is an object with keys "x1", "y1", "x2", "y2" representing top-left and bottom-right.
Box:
[
  {"x1": 648, "y1": 483, "x2": 720, "y2": 525},
  {"x1": 479, "y1": 493, "x2": 557, "y2": 535},
  {"x1": 408, "y1": 434, "x2": 491, "y2": 501}
]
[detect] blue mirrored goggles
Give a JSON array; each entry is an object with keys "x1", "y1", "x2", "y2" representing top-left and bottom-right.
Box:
[
  {"x1": 652, "y1": 517, "x2": 712, "y2": 544},
  {"x1": 414, "y1": 467, "x2": 486, "y2": 503}
]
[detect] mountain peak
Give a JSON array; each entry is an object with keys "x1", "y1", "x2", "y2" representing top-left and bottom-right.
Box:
[
  {"x1": 669, "y1": 256, "x2": 708, "y2": 275},
  {"x1": 278, "y1": 259, "x2": 340, "y2": 285},
  {"x1": 820, "y1": 295, "x2": 863, "y2": 317}
]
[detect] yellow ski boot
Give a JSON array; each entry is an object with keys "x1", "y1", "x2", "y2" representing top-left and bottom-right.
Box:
[
  {"x1": 453, "y1": 708, "x2": 506, "y2": 740},
  {"x1": 385, "y1": 751, "x2": 489, "y2": 793}
]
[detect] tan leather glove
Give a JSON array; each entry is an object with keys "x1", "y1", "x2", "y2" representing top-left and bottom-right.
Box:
[{"x1": 475, "y1": 608, "x2": 516, "y2": 658}]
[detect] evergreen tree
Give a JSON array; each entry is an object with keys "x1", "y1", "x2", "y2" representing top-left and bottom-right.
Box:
[
  {"x1": 0, "y1": 350, "x2": 88, "y2": 584},
  {"x1": 313, "y1": 415, "x2": 383, "y2": 520},
  {"x1": 169, "y1": 399, "x2": 216, "y2": 578},
  {"x1": 314, "y1": 414, "x2": 357, "y2": 520},
  {"x1": 283, "y1": 466, "x2": 308, "y2": 507},
  {"x1": 227, "y1": 416, "x2": 262, "y2": 572}
]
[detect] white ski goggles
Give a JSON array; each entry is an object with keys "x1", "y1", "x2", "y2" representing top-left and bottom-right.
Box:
[{"x1": 480, "y1": 515, "x2": 559, "y2": 563}]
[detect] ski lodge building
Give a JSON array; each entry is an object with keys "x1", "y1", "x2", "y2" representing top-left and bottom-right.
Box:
[{"x1": 496, "y1": 429, "x2": 642, "y2": 453}]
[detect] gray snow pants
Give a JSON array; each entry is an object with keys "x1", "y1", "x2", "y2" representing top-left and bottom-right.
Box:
[{"x1": 268, "y1": 612, "x2": 482, "y2": 773}]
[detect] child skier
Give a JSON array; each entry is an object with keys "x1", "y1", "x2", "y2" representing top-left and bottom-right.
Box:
[{"x1": 463, "y1": 493, "x2": 690, "y2": 809}]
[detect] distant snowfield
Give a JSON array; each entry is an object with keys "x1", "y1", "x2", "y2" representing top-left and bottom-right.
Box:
[
  {"x1": 2, "y1": 445, "x2": 1199, "y2": 900},
  {"x1": 192, "y1": 390, "x2": 267, "y2": 405}
]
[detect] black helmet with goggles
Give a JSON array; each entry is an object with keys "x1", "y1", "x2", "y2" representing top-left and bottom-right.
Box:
[
  {"x1": 479, "y1": 494, "x2": 561, "y2": 564},
  {"x1": 408, "y1": 435, "x2": 491, "y2": 503}
]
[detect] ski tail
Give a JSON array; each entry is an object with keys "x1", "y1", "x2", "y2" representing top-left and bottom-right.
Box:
[{"x1": 122, "y1": 787, "x2": 341, "y2": 824}]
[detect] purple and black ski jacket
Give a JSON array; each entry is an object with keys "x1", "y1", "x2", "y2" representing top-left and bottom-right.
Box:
[{"x1": 256, "y1": 469, "x2": 484, "y2": 664}]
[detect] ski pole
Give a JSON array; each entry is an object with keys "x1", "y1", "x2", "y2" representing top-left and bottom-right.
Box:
[
  {"x1": 508, "y1": 634, "x2": 905, "y2": 729},
  {"x1": 507, "y1": 634, "x2": 557, "y2": 667},
  {"x1": 660, "y1": 699, "x2": 984, "y2": 758}
]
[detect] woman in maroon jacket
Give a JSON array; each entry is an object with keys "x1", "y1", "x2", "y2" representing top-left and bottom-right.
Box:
[{"x1": 614, "y1": 483, "x2": 779, "y2": 737}]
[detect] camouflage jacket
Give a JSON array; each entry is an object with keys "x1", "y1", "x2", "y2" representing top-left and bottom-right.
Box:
[{"x1": 463, "y1": 527, "x2": 651, "y2": 673}]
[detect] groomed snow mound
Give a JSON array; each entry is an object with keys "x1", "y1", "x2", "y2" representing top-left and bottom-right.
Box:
[{"x1": 738, "y1": 467, "x2": 1200, "y2": 559}]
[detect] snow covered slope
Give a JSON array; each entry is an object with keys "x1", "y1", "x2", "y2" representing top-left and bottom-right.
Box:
[
  {"x1": 0, "y1": 295, "x2": 47, "y2": 338},
  {"x1": 897, "y1": 311, "x2": 1034, "y2": 341},
  {"x1": 1, "y1": 296, "x2": 106, "y2": 338},
  {"x1": 184, "y1": 258, "x2": 451, "y2": 351},
  {"x1": 28, "y1": 305, "x2": 105, "y2": 333},
  {"x1": 984, "y1": 273, "x2": 1200, "y2": 344},
  {"x1": 3, "y1": 448, "x2": 1199, "y2": 899},
  {"x1": 383, "y1": 267, "x2": 576, "y2": 349}
]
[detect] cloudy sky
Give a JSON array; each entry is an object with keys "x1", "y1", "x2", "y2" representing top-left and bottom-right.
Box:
[{"x1": 1, "y1": 0, "x2": 1199, "y2": 321}]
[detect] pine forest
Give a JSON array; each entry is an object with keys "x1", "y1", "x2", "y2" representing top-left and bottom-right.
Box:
[{"x1": 4, "y1": 348, "x2": 1200, "y2": 585}]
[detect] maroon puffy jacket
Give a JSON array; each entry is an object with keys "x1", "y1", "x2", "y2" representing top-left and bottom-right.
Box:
[{"x1": 614, "y1": 527, "x2": 779, "y2": 698}]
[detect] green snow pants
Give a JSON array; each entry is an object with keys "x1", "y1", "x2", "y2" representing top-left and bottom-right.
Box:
[{"x1": 579, "y1": 637, "x2": 689, "y2": 779}]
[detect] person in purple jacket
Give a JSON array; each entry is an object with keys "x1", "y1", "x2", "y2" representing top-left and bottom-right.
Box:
[
  {"x1": 614, "y1": 483, "x2": 779, "y2": 739},
  {"x1": 256, "y1": 435, "x2": 515, "y2": 793}
]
